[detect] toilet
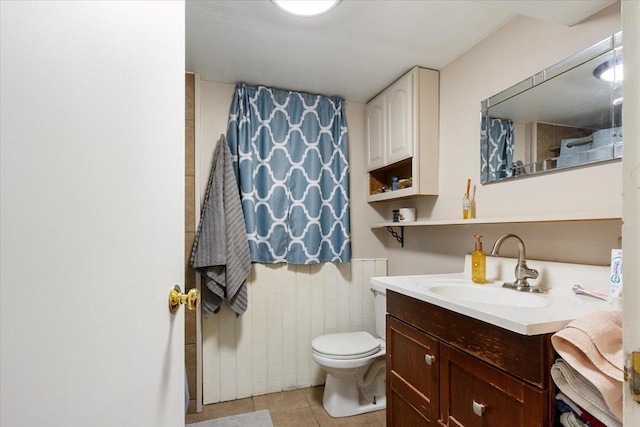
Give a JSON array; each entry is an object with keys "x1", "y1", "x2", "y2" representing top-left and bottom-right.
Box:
[{"x1": 311, "y1": 282, "x2": 387, "y2": 417}]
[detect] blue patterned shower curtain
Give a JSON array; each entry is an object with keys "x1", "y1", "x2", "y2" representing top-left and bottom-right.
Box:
[
  {"x1": 481, "y1": 117, "x2": 514, "y2": 182},
  {"x1": 227, "y1": 84, "x2": 351, "y2": 264}
]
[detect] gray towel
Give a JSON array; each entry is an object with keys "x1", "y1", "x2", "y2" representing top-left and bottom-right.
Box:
[{"x1": 190, "y1": 134, "x2": 251, "y2": 317}]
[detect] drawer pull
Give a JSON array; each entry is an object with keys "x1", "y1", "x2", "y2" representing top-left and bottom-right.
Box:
[
  {"x1": 424, "y1": 354, "x2": 435, "y2": 365},
  {"x1": 472, "y1": 400, "x2": 486, "y2": 416}
]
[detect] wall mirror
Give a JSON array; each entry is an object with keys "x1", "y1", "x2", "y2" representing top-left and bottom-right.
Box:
[{"x1": 480, "y1": 32, "x2": 623, "y2": 184}]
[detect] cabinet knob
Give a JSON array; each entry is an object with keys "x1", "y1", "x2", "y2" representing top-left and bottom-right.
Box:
[
  {"x1": 424, "y1": 353, "x2": 435, "y2": 365},
  {"x1": 472, "y1": 400, "x2": 486, "y2": 416}
]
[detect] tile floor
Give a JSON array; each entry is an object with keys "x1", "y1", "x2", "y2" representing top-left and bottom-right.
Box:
[{"x1": 185, "y1": 386, "x2": 386, "y2": 426}]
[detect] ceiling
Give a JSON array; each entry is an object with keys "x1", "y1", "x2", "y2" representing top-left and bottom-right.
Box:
[{"x1": 186, "y1": 0, "x2": 616, "y2": 103}]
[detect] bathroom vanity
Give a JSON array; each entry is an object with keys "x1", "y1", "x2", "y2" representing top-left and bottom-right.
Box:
[
  {"x1": 374, "y1": 257, "x2": 614, "y2": 427},
  {"x1": 387, "y1": 291, "x2": 552, "y2": 426}
]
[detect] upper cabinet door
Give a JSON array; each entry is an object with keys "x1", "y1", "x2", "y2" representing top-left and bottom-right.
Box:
[
  {"x1": 366, "y1": 94, "x2": 385, "y2": 171},
  {"x1": 386, "y1": 72, "x2": 414, "y2": 165}
]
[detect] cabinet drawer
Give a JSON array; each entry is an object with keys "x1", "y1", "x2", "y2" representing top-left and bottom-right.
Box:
[
  {"x1": 387, "y1": 316, "x2": 439, "y2": 425},
  {"x1": 388, "y1": 290, "x2": 554, "y2": 388},
  {"x1": 440, "y1": 343, "x2": 547, "y2": 427}
]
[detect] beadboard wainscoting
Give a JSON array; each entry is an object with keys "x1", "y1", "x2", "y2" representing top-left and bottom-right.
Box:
[{"x1": 202, "y1": 258, "x2": 388, "y2": 404}]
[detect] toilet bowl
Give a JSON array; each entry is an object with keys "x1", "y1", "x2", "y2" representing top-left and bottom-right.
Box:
[{"x1": 310, "y1": 283, "x2": 387, "y2": 418}]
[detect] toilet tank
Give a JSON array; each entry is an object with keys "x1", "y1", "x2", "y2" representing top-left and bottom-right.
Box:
[{"x1": 371, "y1": 282, "x2": 388, "y2": 340}]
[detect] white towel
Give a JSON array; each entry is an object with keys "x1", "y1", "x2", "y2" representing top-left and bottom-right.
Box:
[
  {"x1": 550, "y1": 359, "x2": 621, "y2": 427},
  {"x1": 191, "y1": 135, "x2": 251, "y2": 317},
  {"x1": 559, "y1": 412, "x2": 588, "y2": 427}
]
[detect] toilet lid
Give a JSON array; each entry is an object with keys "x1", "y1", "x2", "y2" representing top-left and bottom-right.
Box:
[{"x1": 311, "y1": 331, "x2": 381, "y2": 360}]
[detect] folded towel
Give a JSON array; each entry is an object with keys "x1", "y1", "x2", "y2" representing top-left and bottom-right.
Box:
[
  {"x1": 560, "y1": 412, "x2": 588, "y2": 427},
  {"x1": 556, "y1": 393, "x2": 606, "y2": 427},
  {"x1": 191, "y1": 135, "x2": 251, "y2": 317},
  {"x1": 551, "y1": 310, "x2": 622, "y2": 420},
  {"x1": 556, "y1": 392, "x2": 581, "y2": 415},
  {"x1": 551, "y1": 359, "x2": 621, "y2": 427}
]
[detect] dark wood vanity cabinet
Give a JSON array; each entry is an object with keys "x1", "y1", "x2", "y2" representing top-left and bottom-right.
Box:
[
  {"x1": 388, "y1": 316, "x2": 440, "y2": 425},
  {"x1": 387, "y1": 290, "x2": 556, "y2": 427}
]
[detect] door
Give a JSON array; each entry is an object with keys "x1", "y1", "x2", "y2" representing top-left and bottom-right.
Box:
[
  {"x1": 439, "y1": 343, "x2": 546, "y2": 427},
  {"x1": 622, "y1": 1, "x2": 640, "y2": 423},
  {"x1": 386, "y1": 71, "x2": 414, "y2": 165},
  {"x1": 0, "y1": 2, "x2": 186, "y2": 427},
  {"x1": 387, "y1": 316, "x2": 440, "y2": 426},
  {"x1": 366, "y1": 94, "x2": 386, "y2": 170}
]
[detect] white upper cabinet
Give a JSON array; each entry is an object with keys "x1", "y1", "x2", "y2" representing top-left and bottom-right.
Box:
[
  {"x1": 366, "y1": 67, "x2": 439, "y2": 202},
  {"x1": 366, "y1": 95, "x2": 385, "y2": 170},
  {"x1": 386, "y1": 72, "x2": 413, "y2": 165}
]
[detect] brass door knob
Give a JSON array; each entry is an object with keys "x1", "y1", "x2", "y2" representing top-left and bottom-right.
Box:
[{"x1": 169, "y1": 285, "x2": 200, "y2": 314}]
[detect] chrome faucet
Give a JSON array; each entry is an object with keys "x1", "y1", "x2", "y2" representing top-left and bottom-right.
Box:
[{"x1": 490, "y1": 234, "x2": 542, "y2": 293}]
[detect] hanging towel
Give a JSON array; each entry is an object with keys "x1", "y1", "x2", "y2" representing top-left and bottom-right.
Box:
[
  {"x1": 191, "y1": 134, "x2": 251, "y2": 317},
  {"x1": 550, "y1": 359, "x2": 621, "y2": 427},
  {"x1": 551, "y1": 310, "x2": 623, "y2": 421}
]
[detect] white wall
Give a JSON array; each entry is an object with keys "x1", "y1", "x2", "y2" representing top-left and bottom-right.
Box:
[{"x1": 382, "y1": 3, "x2": 623, "y2": 275}]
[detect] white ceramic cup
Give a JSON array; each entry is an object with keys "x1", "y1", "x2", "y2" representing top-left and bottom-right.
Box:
[{"x1": 398, "y1": 208, "x2": 416, "y2": 222}]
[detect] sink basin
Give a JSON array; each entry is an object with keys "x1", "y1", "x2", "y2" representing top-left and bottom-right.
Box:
[{"x1": 427, "y1": 285, "x2": 549, "y2": 308}]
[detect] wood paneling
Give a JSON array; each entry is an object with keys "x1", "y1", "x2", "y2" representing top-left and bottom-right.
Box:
[{"x1": 202, "y1": 259, "x2": 388, "y2": 404}]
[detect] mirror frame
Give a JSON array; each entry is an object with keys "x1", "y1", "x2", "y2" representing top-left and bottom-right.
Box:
[{"x1": 480, "y1": 32, "x2": 623, "y2": 184}]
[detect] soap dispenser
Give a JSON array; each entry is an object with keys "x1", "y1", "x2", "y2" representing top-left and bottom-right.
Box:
[{"x1": 471, "y1": 235, "x2": 486, "y2": 284}]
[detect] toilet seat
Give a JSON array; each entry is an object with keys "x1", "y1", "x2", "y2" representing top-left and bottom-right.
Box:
[{"x1": 311, "y1": 331, "x2": 380, "y2": 360}]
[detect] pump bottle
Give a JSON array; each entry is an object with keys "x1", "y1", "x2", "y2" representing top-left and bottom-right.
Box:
[{"x1": 472, "y1": 235, "x2": 486, "y2": 284}]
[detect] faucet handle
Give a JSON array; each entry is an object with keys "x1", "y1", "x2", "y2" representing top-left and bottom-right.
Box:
[
  {"x1": 522, "y1": 265, "x2": 539, "y2": 280},
  {"x1": 508, "y1": 261, "x2": 543, "y2": 292},
  {"x1": 516, "y1": 261, "x2": 538, "y2": 280}
]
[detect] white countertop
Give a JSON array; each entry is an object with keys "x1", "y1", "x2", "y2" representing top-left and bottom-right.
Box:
[{"x1": 372, "y1": 256, "x2": 618, "y2": 336}]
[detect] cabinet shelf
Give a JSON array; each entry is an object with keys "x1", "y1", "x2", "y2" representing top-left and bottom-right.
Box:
[{"x1": 371, "y1": 210, "x2": 621, "y2": 228}]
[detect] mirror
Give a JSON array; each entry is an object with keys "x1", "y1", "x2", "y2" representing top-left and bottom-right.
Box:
[{"x1": 480, "y1": 32, "x2": 623, "y2": 184}]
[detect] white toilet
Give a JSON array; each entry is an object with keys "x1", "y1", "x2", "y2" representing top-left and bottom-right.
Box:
[{"x1": 311, "y1": 282, "x2": 387, "y2": 417}]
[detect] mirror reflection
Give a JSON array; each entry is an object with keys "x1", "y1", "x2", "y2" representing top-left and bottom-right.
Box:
[{"x1": 480, "y1": 32, "x2": 623, "y2": 184}]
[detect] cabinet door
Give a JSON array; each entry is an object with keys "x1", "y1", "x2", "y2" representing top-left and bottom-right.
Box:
[
  {"x1": 387, "y1": 316, "x2": 439, "y2": 426},
  {"x1": 439, "y1": 343, "x2": 547, "y2": 427},
  {"x1": 366, "y1": 94, "x2": 385, "y2": 170},
  {"x1": 386, "y1": 71, "x2": 413, "y2": 165}
]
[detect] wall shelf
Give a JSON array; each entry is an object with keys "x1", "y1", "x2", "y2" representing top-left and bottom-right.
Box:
[{"x1": 371, "y1": 210, "x2": 621, "y2": 229}]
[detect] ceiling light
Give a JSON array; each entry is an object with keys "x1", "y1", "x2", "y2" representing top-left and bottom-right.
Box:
[
  {"x1": 272, "y1": 0, "x2": 341, "y2": 17},
  {"x1": 593, "y1": 58, "x2": 623, "y2": 82}
]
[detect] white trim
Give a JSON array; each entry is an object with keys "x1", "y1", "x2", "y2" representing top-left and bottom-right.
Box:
[
  {"x1": 194, "y1": 72, "x2": 204, "y2": 414},
  {"x1": 622, "y1": 1, "x2": 640, "y2": 422}
]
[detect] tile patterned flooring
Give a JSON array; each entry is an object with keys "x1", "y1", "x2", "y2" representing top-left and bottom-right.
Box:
[{"x1": 185, "y1": 386, "x2": 386, "y2": 426}]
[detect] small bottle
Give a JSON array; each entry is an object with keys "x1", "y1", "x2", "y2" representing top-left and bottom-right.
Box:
[
  {"x1": 391, "y1": 176, "x2": 399, "y2": 191},
  {"x1": 471, "y1": 235, "x2": 486, "y2": 284},
  {"x1": 469, "y1": 198, "x2": 476, "y2": 219},
  {"x1": 462, "y1": 195, "x2": 471, "y2": 219}
]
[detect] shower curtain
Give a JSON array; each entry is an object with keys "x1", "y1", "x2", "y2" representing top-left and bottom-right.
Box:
[
  {"x1": 227, "y1": 83, "x2": 351, "y2": 264},
  {"x1": 481, "y1": 117, "x2": 514, "y2": 182}
]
